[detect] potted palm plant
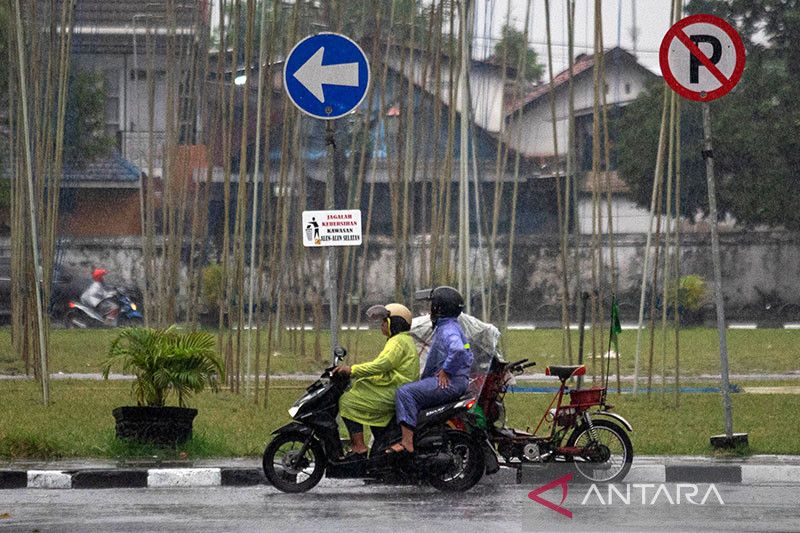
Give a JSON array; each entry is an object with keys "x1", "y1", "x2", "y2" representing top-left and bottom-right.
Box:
[{"x1": 101, "y1": 325, "x2": 225, "y2": 446}]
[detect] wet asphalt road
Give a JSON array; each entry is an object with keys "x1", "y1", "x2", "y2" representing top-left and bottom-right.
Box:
[{"x1": 1, "y1": 480, "x2": 799, "y2": 532}]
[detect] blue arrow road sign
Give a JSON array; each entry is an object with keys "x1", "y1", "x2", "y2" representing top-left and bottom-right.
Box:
[{"x1": 284, "y1": 33, "x2": 370, "y2": 120}]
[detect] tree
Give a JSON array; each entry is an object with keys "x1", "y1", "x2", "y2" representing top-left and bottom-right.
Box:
[
  {"x1": 1, "y1": 3, "x2": 11, "y2": 218},
  {"x1": 63, "y1": 70, "x2": 115, "y2": 168},
  {"x1": 615, "y1": 0, "x2": 800, "y2": 229},
  {"x1": 0, "y1": 1, "x2": 8, "y2": 99},
  {"x1": 493, "y1": 24, "x2": 544, "y2": 82}
]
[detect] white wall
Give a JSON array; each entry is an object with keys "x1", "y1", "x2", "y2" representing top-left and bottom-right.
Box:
[
  {"x1": 385, "y1": 49, "x2": 507, "y2": 133},
  {"x1": 503, "y1": 63, "x2": 652, "y2": 157},
  {"x1": 578, "y1": 197, "x2": 652, "y2": 234}
]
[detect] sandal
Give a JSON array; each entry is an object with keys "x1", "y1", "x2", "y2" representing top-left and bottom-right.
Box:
[
  {"x1": 385, "y1": 442, "x2": 413, "y2": 455},
  {"x1": 341, "y1": 450, "x2": 368, "y2": 461}
]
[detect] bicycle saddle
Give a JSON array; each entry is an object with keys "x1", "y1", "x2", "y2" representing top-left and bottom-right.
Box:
[{"x1": 545, "y1": 365, "x2": 586, "y2": 380}]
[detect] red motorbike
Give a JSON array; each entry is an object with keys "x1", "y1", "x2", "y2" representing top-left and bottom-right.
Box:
[{"x1": 476, "y1": 356, "x2": 633, "y2": 483}]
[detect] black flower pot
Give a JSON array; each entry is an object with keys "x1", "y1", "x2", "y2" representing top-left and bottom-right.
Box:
[{"x1": 112, "y1": 406, "x2": 198, "y2": 446}]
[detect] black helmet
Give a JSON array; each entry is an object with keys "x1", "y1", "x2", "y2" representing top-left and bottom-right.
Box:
[{"x1": 415, "y1": 286, "x2": 464, "y2": 325}]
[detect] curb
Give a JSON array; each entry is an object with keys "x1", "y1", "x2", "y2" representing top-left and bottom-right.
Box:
[
  {"x1": 2, "y1": 464, "x2": 799, "y2": 489},
  {"x1": 517, "y1": 464, "x2": 800, "y2": 485}
]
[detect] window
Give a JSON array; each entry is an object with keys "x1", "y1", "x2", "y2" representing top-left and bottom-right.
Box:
[
  {"x1": 178, "y1": 76, "x2": 197, "y2": 144},
  {"x1": 625, "y1": 83, "x2": 631, "y2": 95},
  {"x1": 104, "y1": 69, "x2": 120, "y2": 137}
]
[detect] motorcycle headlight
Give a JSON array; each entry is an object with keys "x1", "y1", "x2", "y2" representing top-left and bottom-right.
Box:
[
  {"x1": 288, "y1": 406, "x2": 300, "y2": 418},
  {"x1": 130, "y1": 303, "x2": 137, "y2": 311}
]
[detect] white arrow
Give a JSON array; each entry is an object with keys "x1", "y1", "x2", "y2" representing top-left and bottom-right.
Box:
[{"x1": 293, "y1": 46, "x2": 359, "y2": 103}]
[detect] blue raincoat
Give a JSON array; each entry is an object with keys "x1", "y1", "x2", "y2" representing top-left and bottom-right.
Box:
[{"x1": 395, "y1": 317, "x2": 473, "y2": 429}]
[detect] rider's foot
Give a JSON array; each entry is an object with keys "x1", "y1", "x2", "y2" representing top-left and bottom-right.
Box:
[
  {"x1": 341, "y1": 450, "x2": 367, "y2": 461},
  {"x1": 385, "y1": 442, "x2": 413, "y2": 454}
]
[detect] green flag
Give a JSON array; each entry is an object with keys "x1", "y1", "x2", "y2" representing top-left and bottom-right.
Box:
[{"x1": 610, "y1": 296, "x2": 622, "y2": 354}]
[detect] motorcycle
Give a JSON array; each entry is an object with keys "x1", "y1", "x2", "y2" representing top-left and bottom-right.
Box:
[
  {"x1": 65, "y1": 287, "x2": 143, "y2": 328},
  {"x1": 262, "y1": 347, "x2": 494, "y2": 493},
  {"x1": 476, "y1": 355, "x2": 634, "y2": 483}
]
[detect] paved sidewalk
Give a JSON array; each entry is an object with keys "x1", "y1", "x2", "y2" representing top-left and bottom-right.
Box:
[{"x1": 2, "y1": 455, "x2": 798, "y2": 490}]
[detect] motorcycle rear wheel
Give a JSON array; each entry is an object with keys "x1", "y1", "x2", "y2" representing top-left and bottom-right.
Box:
[
  {"x1": 64, "y1": 310, "x2": 88, "y2": 329},
  {"x1": 565, "y1": 419, "x2": 633, "y2": 483},
  {"x1": 427, "y1": 430, "x2": 485, "y2": 492},
  {"x1": 263, "y1": 432, "x2": 326, "y2": 493}
]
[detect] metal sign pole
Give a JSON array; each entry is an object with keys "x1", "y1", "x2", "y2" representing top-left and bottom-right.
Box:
[
  {"x1": 326, "y1": 120, "x2": 339, "y2": 364},
  {"x1": 285, "y1": 33, "x2": 368, "y2": 366},
  {"x1": 702, "y1": 103, "x2": 733, "y2": 439}
]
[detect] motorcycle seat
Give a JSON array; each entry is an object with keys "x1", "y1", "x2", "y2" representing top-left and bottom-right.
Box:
[
  {"x1": 545, "y1": 365, "x2": 586, "y2": 381},
  {"x1": 416, "y1": 396, "x2": 474, "y2": 428}
]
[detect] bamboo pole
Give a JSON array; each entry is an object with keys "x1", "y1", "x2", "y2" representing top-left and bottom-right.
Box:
[
  {"x1": 632, "y1": 85, "x2": 670, "y2": 396},
  {"x1": 487, "y1": 0, "x2": 512, "y2": 322},
  {"x1": 660, "y1": 89, "x2": 678, "y2": 399},
  {"x1": 11, "y1": 0, "x2": 50, "y2": 405},
  {"x1": 457, "y1": 0, "x2": 471, "y2": 311},
  {"x1": 544, "y1": 0, "x2": 572, "y2": 360},
  {"x1": 502, "y1": 0, "x2": 533, "y2": 331},
  {"x1": 673, "y1": 97, "x2": 682, "y2": 407}
]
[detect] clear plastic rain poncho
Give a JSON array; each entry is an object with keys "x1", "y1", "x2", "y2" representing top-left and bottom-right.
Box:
[{"x1": 409, "y1": 313, "x2": 504, "y2": 398}]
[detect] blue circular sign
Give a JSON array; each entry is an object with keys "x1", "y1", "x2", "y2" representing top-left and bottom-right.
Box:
[{"x1": 283, "y1": 33, "x2": 370, "y2": 120}]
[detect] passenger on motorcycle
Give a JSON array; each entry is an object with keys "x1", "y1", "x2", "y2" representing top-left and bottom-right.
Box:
[
  {"x1": 331, "y1": 303, "x2": 419, "y2": 458},
  {"x1": 392, "y1": 286, "x2": 473, "y2": 453},
  {"x1": 80, "y1": 268, "x2": 119, "y2": 320}
]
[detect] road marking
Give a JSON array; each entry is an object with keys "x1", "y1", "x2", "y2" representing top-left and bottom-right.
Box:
[
  {"x1": 27, "y1": 470, "x2": 71, "y2": 489},
  {"x1": 147, "y1": 468, "x2": 221, "y2": 488},
  {"x1": 741, "y1": 386, "x2": 800, "y2": 395}
]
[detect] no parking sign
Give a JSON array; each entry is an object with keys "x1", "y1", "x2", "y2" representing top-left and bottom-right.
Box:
[{"x1": 659, "y1": 14, "x2": 745, "y2": 102}]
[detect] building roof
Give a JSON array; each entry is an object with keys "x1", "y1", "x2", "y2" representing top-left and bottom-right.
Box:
[
  {"x1": 63, "y1": 0, "x2": 208, "y2": 55},
  {"x1": 503, "y1": 47, "x2": 655, "y2": 117},
  {"x1": 62, "y1": 151, "x2": 142, "y2": 188},
  {"x1": 69, "y1": 0, "x2": 205, "y2": 28}
]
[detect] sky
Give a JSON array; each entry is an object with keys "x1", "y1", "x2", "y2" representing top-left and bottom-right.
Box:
[
  {"x1": 212, "y1": 0, "x2": 676, "y2": 75},
  {"x1": 473, "y1": 0, "x2": 674, "y2": 75}
]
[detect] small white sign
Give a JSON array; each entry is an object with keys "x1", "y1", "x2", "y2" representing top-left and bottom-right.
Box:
[{"x1": 302, "y1": 209, "x2": 362, "y2": 247}]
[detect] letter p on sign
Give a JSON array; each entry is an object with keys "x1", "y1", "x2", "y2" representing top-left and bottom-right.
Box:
[{"x1": 660, "y1": 14, "x2": 745, "y2": 102}]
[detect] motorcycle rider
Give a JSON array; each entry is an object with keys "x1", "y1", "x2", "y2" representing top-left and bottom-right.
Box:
[
  {"x1": 80, "y1": 268, "x2": 118, "y2": 322},
  {"x1": 391, "y1": 286, "x2": 473, "y2": 453},
  {"x1": 331, "y1": 303, "x2": 419, "y2": 458}
]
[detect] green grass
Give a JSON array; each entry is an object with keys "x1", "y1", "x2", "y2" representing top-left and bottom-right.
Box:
[
  {"x1": 500, "y1": 328, "x2": 800, "y2": 376},
  {"x1": 1, "y1": 379, "x2": 799, "y2": 460},
  {"x1": 0, "y1": 380, "x2": 297, "y2": 460},
  {"x1": 0, "y1": 327, "x2": 389, "y2": 376},
  {"x1": 503, "y1": 390, "x2": 800, "y2": 455},
  {"x1": 5, "y1": 326, "x2": 797, "y2": 377}
]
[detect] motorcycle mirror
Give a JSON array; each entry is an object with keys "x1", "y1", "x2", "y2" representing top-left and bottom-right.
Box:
[{"x1": 333, "y1": 346, "x2": 347, "y2": 360}]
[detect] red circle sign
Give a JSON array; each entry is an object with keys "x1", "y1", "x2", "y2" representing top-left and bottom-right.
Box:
[{"x1": 659, "y1": 14, "x2": 745, "y2": 102}]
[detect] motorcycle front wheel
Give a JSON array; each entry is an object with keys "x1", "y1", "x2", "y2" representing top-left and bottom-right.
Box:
[
  {"x1": 427, "y1": 430, "x2": 485, "y2": 492},
  {"x1": 565, "y1": 419, "x2": 633, "y2": 483},
  {"x1": 263, "y1": 432, "x2": 326, "y2": 493},
  {"x1": 117, "y1": 316, "x2": 143, "y2": 328}
]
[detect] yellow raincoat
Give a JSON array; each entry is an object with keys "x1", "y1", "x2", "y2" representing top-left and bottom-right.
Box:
[{"x1": 338, "y1": 331, "x2": 419, "y2": 428}]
